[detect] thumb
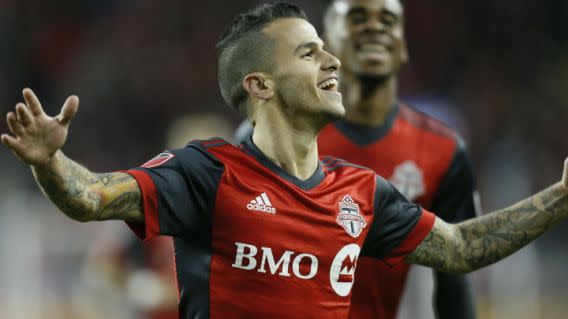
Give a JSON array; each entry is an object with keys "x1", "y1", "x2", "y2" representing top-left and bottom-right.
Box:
[{"x1": 57, "y1": 95, "x2": 79, "y2": 126}]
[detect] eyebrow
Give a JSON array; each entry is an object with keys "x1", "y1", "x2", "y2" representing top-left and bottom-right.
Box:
[
  {"x1": 347, "y1": 6, "x2": 401, "y2": 18},
  {"x1": 294, "y1": 40, "x2": 324, "y2": 54}
]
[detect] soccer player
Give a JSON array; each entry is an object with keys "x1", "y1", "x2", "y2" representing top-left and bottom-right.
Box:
[
  {"x1": 234, "y1": 1, "x2": 478, "y2": 318},
  {"x1": 2, "y1": 3, "x2": 568, "y2": 319}
]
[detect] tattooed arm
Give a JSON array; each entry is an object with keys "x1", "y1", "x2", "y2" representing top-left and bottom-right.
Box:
[
  {"x1": 406, "y1": 180, "x2": 568, "y2": 273},
  {"x1": 2, "y1": 89, "x2": 142, "y2": 223},
  {"x1": 32, "y1": 151, "x2": 142, "y2": 222}
]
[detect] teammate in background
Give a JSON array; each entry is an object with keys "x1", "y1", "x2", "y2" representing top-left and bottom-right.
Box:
[
  {"x1": 234, "y1": 1, "x2": 477, "y2": 318},
  {"x1": 3, "y1": 3, "x2": 568, "y2": 318}
]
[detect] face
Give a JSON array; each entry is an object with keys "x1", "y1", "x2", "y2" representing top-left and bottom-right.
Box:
[
  {"x1": 324, "y1": 0, "x2": 408, "y2": 78},
  {"x1": 263, "y1": 18, "x2": 344, "y2": 122}
]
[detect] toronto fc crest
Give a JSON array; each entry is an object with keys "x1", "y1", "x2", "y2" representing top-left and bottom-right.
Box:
[
  {"x1": 389, "y1": 160, "x2": 425, "y2": 201},
  {"x1": 336, "y1": 195, "x2": 367, "y2": 238}
]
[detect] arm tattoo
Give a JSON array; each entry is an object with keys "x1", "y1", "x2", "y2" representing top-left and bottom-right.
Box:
[
  {"x1": 32, "y1": 151, "x2": 143, "y2": 222},
  {"x1": 407, "y1": 182, "x2": 568, "y2": 272}
]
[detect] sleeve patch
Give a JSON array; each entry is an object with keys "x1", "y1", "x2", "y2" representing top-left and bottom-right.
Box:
[{"x1": 142, "y1": 152, "x2": 175, "y2": 168}]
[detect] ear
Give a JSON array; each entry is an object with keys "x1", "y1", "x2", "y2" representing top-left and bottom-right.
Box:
[{"x1": 243, "y1": 73, "x2": 274, "y2": 101}]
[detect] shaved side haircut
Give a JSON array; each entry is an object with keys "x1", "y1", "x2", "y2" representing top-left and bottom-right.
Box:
[{"x1": 216, "y1": 2, "x2": 307, "y2": 114}]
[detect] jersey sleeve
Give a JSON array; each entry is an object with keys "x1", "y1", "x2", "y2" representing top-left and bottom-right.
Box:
[
  {"x1": 125, "y1": 142, "x2": 224, "y2": 241},
  {"x1": 361, "y1": 175, "x2": 436, "y2": 266},
  {"x1": 232, "y1": 120, "x2": 253, "y2": 145},
  {"x1": 430, "y1": 138, "x2": 480, "y2": 223}
]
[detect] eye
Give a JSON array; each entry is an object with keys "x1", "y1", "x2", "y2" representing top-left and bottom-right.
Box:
[
  {"x1": 381, "y1": 13, "x2": 398, "y2": 27},
  {"x1": 302, "y1": 50, "x2": 315, "y2": 59},
  {"x1": 348, "y1": 12, "x2": 367, "y2": 25}
]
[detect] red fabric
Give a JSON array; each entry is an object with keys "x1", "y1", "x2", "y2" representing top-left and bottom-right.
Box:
[
  {"x1": 318, "y1": 104, "x2": 459, "y2": 319},
  {"x1": 206, "y1": 143, "x2": 377, "y2": 318},
  {"x1": 124, "y1": 169, "x2": 161, "y2": 241}
]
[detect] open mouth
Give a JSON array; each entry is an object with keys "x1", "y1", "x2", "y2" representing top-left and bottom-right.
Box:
[
  {"x1": 357, "y1": 43, "x2": 390, "y2": 53},
  {"x1": 317, "y1": 78, "x2": 339, "y2": 92}
]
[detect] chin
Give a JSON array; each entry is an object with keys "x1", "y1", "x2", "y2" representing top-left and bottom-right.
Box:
[
  {"x1": 323, "y1": 102, "x2": 346, "y2": 121},
  {"x1": 351, "y1": 61, "x2": 395, "y2": 79}
]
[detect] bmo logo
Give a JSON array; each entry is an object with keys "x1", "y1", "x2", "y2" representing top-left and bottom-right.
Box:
[
  {"x1": 231, "y1": 242, "x2": 318, "y2": 279},
  {"x1": 329, "y1": 244, "x2": 360, "y2": 296}
]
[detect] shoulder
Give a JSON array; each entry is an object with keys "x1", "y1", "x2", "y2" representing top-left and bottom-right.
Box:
[
  {"x1": 398, "y1": 102, "x2": 461, "y2": 144},
  {"x1": 321, "y1": 155, "x2": 375, "y2": 174},
  {"x1": 166, "y1": 137, "x2": 236, "y2": 169}
]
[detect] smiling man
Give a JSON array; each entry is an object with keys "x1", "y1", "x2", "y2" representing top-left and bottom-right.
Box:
[
  {"x1": 3, "y1": 3, "x2": 568, "y2": 319},
  {"x1": 235, "y1": 1, "x2": 478, "y2": 318}
]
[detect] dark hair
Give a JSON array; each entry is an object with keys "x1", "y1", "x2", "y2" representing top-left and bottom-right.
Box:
[{"x1": 216, "y1": 2, "x2": 308, "y2": 113}]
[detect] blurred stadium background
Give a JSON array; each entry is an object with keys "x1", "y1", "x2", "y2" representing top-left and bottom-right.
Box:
[{"x1": 1, "y1": 0, "x2": 568, "y2": 318}]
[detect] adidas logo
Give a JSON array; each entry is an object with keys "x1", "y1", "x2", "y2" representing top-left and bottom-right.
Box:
[{"x1": 247, "y1": 192, "x2": 277, "y2": 214}]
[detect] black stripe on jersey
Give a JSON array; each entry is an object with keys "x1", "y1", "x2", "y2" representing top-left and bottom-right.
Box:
[
  {"x1": 361, "y1": 175, "x2": 423, "y2": 261},
  {"x1": 429, "y1": 139, "x2": 478, "y2": 222},
  {"x1": 189, "y1": 137, "x2": 229, "y2": 149},
  {"x1": 326, "y1": 162, "x2": 373, "y2": 172}
]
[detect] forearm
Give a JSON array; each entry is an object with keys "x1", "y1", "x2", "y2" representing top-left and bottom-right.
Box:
[
  {"x1": 456, "y1": 182, "x2": 567, "y2": 271},
  {"x1": 434, "y1": 271, "x2": 476, "y2": 319},
  {"x1": 407, "y1": 182, "x2": 568, "y2": 272},
  {"x1": 31, "y1": 150, "x2": 142, "y2": 222}
]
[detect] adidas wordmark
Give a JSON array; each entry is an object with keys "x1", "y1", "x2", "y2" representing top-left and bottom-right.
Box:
[{"x1": 247, "y1": 192, "x2": 277, "y2": 214}]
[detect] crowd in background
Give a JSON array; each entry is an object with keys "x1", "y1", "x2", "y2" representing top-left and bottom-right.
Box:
[{"x1": 1, "y1": 0, "x2": 568, "y2": 318}]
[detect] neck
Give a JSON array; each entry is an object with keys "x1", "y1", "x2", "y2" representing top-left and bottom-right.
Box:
[
  {"x1": 340, "y1": 71, "x2": 398, "y2": 126},
  {"x1": 251, "y1": 106, "x2": 321, "y2": 181}
]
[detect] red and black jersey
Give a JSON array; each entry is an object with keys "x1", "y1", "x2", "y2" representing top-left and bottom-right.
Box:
[
  {"x1": 125, "y1": 137, "x2": 435, "y2": 319},
  {"x1": 317, "y1": 103, "x2": 478, "y2": 319}
]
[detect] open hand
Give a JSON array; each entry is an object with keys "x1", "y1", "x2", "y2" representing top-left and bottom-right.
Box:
[{"x1": 1, "y1": 88, "x2": 78, "y2": 166}]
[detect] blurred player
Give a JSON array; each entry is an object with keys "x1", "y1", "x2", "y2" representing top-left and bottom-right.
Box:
[
  {"x1": 234, "y1": 1, "x2": 477, "y2": 318},
  {"x1": 3, "y1": 3, "x2": 568, "y2": 318}
]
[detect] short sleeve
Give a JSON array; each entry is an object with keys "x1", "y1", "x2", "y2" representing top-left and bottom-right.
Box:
[
  {"x1": 125, "y1": 142, "x2": 224, "y2": 241},
  {"x1": 361, "y1": 175, "x2": 436, "y2": 266},
  {"x1": 430, "y1": 138, "x2": 480, "y2": 223}
]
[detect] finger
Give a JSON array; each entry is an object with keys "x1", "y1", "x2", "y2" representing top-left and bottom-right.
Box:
[
  {"x1": 56, "y1": 95, "x2": 79, "y2": 126},
  {"x1": 15, "y1": 103, "x2": 33, "y2": 126},
  {"x1": 22, "y1": 88, "x2": 45, "y2": 116},
  {"x1": 7, "y1": 112, "x2": 25, "y2": 136},
  {"x1": 0, "y1": 134, "x2": 18, "y2": 150},
  {"x1": 0, "y1": 133, "x2": 24, "y2": 154}
]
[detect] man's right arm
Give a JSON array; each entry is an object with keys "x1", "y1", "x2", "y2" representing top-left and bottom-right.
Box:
[
  {"x1": 2, "y1": 88, "x2": 143, "y2": 223},
  {"x1": 32, "y1": 150, "x2": 143, "y2": 223}
]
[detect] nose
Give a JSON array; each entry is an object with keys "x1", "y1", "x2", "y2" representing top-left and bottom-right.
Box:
[
  {"x1": 364, "y1": 16, "x2": 385, "y2": 32},
  {"x1": 322, "y1": 51, "x2": 341, "y2": 72}
]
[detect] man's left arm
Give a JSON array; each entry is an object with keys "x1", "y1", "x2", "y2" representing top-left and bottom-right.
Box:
[
  {"x1": 405, "y1": 158, "x2": 568, "y2": 272},
  {"x1": 429, "y1": 143, "x2": 478, "y2": 319}
]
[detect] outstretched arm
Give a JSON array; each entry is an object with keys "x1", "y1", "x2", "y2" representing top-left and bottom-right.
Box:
[
  {"x1": 2, "y1": 89, "x2": 143, "y2": 223},
  {"x1": 406, "y1": 162, "x2": 568, "y2": 273}
]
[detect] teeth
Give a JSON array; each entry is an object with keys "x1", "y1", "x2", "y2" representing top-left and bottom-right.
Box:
[
  {"x1": 360, "y1": 43, "x2": 388, "y2": 53},
  {"x1": 318, "y1": 78, "x2": 338, "y2": 90}
]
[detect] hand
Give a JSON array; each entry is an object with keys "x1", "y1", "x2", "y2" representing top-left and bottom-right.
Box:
[{"x1": 1, "y1": 88, "x2": 79, "y2": 166}]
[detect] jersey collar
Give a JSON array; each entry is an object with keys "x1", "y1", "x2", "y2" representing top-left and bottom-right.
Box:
[
  {"x1": 242, "y1": 136, "x2": 325, "y2": 191},
  {"x1": 333, "y1": 102, "x2": 399, "y2": 146}
]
